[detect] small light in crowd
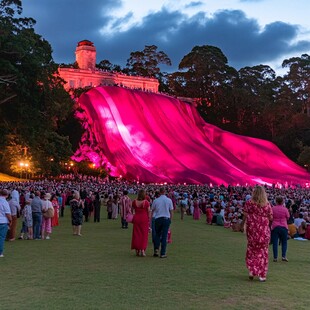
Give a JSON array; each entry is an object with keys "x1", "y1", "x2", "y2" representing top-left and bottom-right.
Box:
[
  {"x1": 50, "y1": 158, "x2": 54, "y2": 162},
  {"x1": 184, "y1": 182, "x2": 187, "y2": 185},
  {"x1": 209, "y1": 183, "x2": 213, "y2": 187}
]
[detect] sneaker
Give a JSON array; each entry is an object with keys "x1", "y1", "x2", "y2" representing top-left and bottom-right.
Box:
[
  {"x1": 282, "y1": 257, "x2": 288, "y2": 262},
  {"x1": 160, "y1": 255, "x2": 167, "y2": 258},
  {"x1": 153, "y1": 250, "x2": 159, "y2": 257},
  {"x1": 273, "y1": 258, "x2": 277, "y2": 262},
  {"x1": 0, "y1": 254, "x2": 4, "y2": 258},
  {"x1": 259, "y1": 277, "x2": 266, "y2": 282},
  {"x1": 46, "y1": 236, "x2": 50, "y2": 240}
]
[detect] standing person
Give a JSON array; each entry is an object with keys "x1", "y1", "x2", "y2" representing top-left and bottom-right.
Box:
[
  {"x1": 93, "y1": 193, "x2": 101, "y2": 223},
  {"x1": 0, "y1": 189, "x2": 12, "y2": 257},
  {"x1": 152, "y1": 187, "x2": 174, "y2": 258},
  {"x1": 106, "y1": 196, "x2": 113, "y2": 219},
  {"x1": 111, "y1": 195, "x2": 119, "y2": 219},
  {"x1": 51, "y1": 194, "x2": 60, "y2": 227},
  {"x1": 131, "y1": 189, "x2": 150, "y2": 257},
  {"x1": 41, "y1": 193, "x2": 53, "y2": 240},
  {"x1": 70, "y1": 191, "x2": 84, "y2": 236},
  {"x1": 56, "y1": 192, "x2": 63, "y2": 218},
  {"x1": 192, "y1": 197, "x2": 201, "y2": 220},
  {"x1": 31, "y1": 191, "x2": 43, "y2": 240},
  {"x1": 7, "y1": 194, "x2": 20, "y2": 241},
  {"x1": 271, "y1": 196, "x2": 290, "y2": 262},
  {"x1": 119, "y1": 190, "x2": 132, "y2": 229},
  {"x1": 206, "y1": 204, "x2": 213, "y2": 224},
  {"x1": 83, "y1": 195, "x2": 92, "y2": 222},
  {"x1": 21, "y1": 198, "x2": 33, "y2": 240},
  {"x1": 179, "y1": 195, "x2": 188, "y2": 220},
  {"x1": 241, "y1": 186, "x2": 273, "y2": 282}
]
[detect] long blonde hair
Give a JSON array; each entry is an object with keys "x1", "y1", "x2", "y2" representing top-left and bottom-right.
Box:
[{"x1": 251, "y1": 186, "x2": 268, "y2": 207}]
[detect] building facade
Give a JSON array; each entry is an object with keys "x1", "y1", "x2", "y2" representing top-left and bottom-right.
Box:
[{"x1": 58, "y1": 40, "x2": 159, "y2": 92}]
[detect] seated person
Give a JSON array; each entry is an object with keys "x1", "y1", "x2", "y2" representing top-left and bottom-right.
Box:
[
  {"x1": 297, "y1": 221, "x2": 307, "y2": 238},
  {"x1": 294, "y1": 213, "x2": 306, "y2": 229}
]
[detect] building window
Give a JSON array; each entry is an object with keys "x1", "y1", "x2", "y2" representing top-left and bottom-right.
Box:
[{"x1": 69, "y1": 80, "x2": 75, "y2": 88}]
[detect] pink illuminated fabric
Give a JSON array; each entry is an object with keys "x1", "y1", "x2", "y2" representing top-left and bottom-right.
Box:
[{"x1": 73, "y1": 86, "x2": 310, "y2": 185}]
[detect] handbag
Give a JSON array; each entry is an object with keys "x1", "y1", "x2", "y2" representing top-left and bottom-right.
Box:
[
  {"x1": 125, "y1": 213, "x2": 134, "y2": 223},
  {"x1": 43, "y1": 207, "x2": 55, "y2": 219}
]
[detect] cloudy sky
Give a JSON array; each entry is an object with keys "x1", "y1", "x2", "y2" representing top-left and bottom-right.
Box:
[{"x1": 22, "y1": 0, "x2": 310, "y2": 74}]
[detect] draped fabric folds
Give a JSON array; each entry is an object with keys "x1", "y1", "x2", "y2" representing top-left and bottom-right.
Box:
[{"x1": 73, "y1": 86, "x2": 310, "y2": 185}]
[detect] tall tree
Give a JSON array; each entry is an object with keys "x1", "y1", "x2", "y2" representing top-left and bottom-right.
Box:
[
  {"x1": 126, "y1": 45, "x2": 171, "y2": 79},
  {"x1": 0, "y1": 0, "x2": 74, "y2": 175},
  {"x1": 169, "y1": 45, "x2": 238, "y2": 127}
]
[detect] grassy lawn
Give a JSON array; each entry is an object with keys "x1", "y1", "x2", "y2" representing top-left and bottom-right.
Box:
[{"x1": 1, "y1": 209, "x2": 309, "y2": 310}]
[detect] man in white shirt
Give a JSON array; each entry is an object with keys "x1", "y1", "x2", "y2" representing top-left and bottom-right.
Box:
[
  {"x1": 294, "y1": 213, "x2": 306, "y2": 229},
  {"x1": 0, "y1": 189, "x2": 12, "y2": 257},
  {"x1": 151, "y1": 187, "x2": 173, "y2": 258}
]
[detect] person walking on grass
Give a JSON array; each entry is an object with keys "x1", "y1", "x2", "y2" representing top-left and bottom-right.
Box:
[
  {"x1": 119, "y1": 190, "x2": 132, "y2": 229},
  {"x1": 240, "y1": 186, "x2": 273, "y2": 282},
  {"x1": 41, "y1": 193, "x2": 53, "y2": 240},
  {"x1": 131, "y1": 189, "x2": 150, "y2": 257},
  {"x1": 0, "y1": 189, "x2": 12, "y2": 257},
  {"x1": 271, "y1": 196, "x2": 290, "y2": 262},
  {"x1": 31, "y1": 191, "x2": 43, "y2": 240},
  {"x1": 70, "y1": 191, "x2": 84, "y2": 236},
  {"x1": 151, "y1": 187, "x2": 173, "y2": 258}
]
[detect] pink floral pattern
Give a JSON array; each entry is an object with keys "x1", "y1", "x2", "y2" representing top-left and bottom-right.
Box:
[{"x1": 244, "y1": 201, "x2": 272, "y2": 278}]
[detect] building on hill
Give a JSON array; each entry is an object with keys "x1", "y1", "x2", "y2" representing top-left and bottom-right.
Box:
[{"x1": 58, "y1": 40, "x2": 159, "y2": 92}]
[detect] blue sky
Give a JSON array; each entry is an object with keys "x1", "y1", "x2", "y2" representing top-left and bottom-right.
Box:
[{"x1": 22, "y1": 0, "x2": 310, "y2": 74}]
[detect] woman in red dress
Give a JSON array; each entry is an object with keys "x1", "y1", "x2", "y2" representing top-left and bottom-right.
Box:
[
  {"x1": 241, "y1": 186, "x2": 273, "y2": 282},
  {"x1": 131, "y1": 189, "x2": 151, "y2": 257},
  {"x1": 51, "y1": 194, "x2": 59, "y2": 227}
]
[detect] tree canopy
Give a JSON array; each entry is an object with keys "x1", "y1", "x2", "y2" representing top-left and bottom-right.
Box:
[{"x1": 0, "y1": 0, "x2": 75, "y2": 175}]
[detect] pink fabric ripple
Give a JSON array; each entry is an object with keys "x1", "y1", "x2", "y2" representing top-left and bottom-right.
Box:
[{"x1": 72, "y1": 86, "x2": 310, "y2": 185}]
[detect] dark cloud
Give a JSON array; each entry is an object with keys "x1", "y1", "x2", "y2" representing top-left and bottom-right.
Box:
[
  {"x1": 22, "y1": 1, "x2": 310, "y2": 71},
  {"x1": 22, "y1": 0, "x2": 122, "y2": 63}
]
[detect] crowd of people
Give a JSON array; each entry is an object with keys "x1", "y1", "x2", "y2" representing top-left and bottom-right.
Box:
[{"x1": 1, "y1": 174, "x2": 310, "y2": 280}]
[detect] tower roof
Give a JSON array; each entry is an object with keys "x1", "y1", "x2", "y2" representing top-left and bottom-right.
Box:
[{"x1": 77, "y1": 40, "x2": 94, "y2": 47}]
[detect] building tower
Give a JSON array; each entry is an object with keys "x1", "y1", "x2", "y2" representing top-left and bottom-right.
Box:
[{"x1": 75, "y1": 40, "x2": 96, "y2": 70}]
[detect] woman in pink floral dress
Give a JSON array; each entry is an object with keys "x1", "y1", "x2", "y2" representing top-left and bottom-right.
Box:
[{"x1": 241, "y1": 186, "x2": 273, "y2": 282}]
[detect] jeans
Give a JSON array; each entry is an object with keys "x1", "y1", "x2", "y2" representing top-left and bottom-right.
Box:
[
  {"x1": 151, "y1": 218, "x2": 156, "y2": 243},
  {"x1": 271, "y1": 226, "x2": 288, "y2": 259},
  {"x1": 32, "y1": 212, "x2": 42, "y2": 239},
  {"x1": 121, "y1": 217, "x2": 128, "y2": 228},
  {"x1": 0, "y1": 224, "x2": 9, "y2": 255},
  {"x1": 154, "y1": 217, "x2": 171, "y2": 256}
]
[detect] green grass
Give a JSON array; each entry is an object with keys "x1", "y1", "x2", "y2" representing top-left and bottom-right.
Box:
[{"x1": 1, "y1": 210, "x2": 310, "y2": 310}]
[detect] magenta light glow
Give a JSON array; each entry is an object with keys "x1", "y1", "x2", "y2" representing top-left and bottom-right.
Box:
[{"x1": 73, "y1": 86, "x2": 310, "y2": 185}]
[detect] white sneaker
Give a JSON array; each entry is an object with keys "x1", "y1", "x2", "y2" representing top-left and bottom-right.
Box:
[
  {"x1": 0, "y1": 254, "x2": 4, "y2": 258},
  {"x1": 46, "y1": 236, "x2": 50, "y2": 240}
]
